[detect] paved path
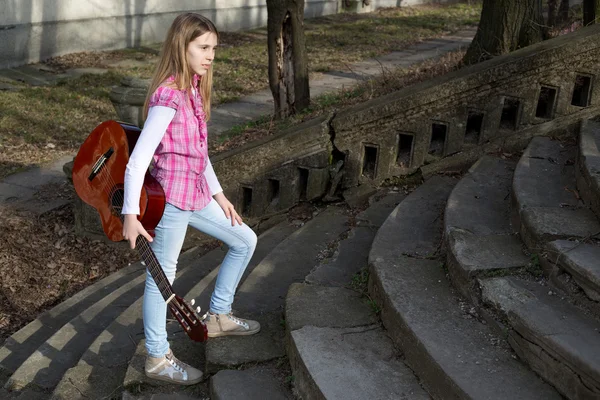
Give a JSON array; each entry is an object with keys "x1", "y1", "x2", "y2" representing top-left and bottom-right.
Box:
[{"x1": 0, "y1": 28, "x2": 476, "y2": 212}]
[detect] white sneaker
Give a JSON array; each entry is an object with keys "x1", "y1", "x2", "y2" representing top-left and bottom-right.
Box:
[
  {"x1": 203, "y1": 312, "x2": 261, "y2": 338},
  {"x1": 145, "y1": 348, "x2": 203, "y2": 385}
]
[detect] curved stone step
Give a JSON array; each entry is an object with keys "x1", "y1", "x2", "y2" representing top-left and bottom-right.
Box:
[
  {"x1": 0, "y1": 260, "x2": 146, "y2": 381},
  {"x1": 481, "y1": 276, "x2": 600, "y2": 399},
  {"x1": 576, "y1": 119, "x2": 600, "y2": 217},
  {"x1": 285, "y1": 283, "x2": 429, "y2": 400},
  {"x1": 445, "y1": 156, "x2": 515, "y2": 237},
  {"x1": 545, "y1": 240, "x2": 600, "y2": 302},
  {"x1": 444, "y1": 156, "x2": 528, "y2": 301},
  {"x1": 52, "y1": 221, "x2": 297, "y2": 399},
  {"x1": 306, "y1": 190, "x2": 405, "y2": 287},
  {"x1": 514, "y1": 136, "x2": 600, "y2": 305},
  {"x1": 210, "y1": 367, "x2": 292, "y2": 400},
  {"x1": 50, "y1": 246, "x2": 221, "y2": 400},
  {"x1": 4, "y1": 271, "x2": 148, "y2": 392},
  {"x1": 205, "y1": 206, "x2": 349, "y2": 373},
  {"x1": 512, "y1": 137, "x2": 600, "y2": 251},
  {"x1": 287, "y1": 191, "x2": 427, "y2": 400},
  {"x1": 369, "y1": 176, "x2": 561, "y2": 399},
  {"x1": 0, "y1": 386, "x2": 49, "y2": 400}
]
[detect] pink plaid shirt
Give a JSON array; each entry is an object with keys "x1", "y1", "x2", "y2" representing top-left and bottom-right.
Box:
[{"x1": 148, "y1": 75, "x2": 212, "y2": 211}]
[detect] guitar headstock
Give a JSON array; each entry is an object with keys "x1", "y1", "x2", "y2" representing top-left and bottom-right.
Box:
[{"x1": 168, "y1": 295, "x2": 208, "y2": 342}]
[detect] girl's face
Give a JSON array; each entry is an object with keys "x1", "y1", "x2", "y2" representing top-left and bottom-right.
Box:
[{"x1": 186, "y1": 31, "x2": 218, "y2": 76}]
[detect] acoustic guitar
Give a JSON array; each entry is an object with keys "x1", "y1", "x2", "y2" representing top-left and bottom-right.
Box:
[{"x1": 72, "y1": 120, "x2": 208, "y2": 342}]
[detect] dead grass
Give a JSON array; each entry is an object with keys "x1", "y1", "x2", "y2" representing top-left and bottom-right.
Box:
[
  {"x1": 211, "y1": 49, "x2": 467, "y2": 154},
  {"x1": 0, "y1": 202, "x2": 139, "y2": 342},
  {"x1": 0, "y1": 2, "x2": 482, "y2": 179}
]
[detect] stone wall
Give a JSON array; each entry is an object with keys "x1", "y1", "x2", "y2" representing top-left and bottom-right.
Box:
[
  {"x1": 212, "y1": 117, "x2": 332, "y2": 217},
  {"x1": 206, "y1": 24, "x2": 600, "y2": 215},
  {"x1": 0, "y1": 0, "x2": 440, "y2": 68},
  {"x1": 333, "y1": 28, "x2": 600, "y2": 186}
]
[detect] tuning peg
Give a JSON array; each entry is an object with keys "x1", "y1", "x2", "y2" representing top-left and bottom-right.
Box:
[
  {"x1": 190, "y1": 299, "x2": 195, "y2": 306},
  {"x1": 196, "y1": 306, "x2": 201, "y2": 314}
]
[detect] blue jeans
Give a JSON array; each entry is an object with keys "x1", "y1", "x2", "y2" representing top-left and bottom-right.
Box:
[{"x1": 143, "y1": 199, "x2": 257, "y2": 358}]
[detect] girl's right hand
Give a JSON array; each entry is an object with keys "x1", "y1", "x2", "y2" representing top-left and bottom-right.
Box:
[{"x1": 122, "y1": 214, "x2": 153, "y2": 249}]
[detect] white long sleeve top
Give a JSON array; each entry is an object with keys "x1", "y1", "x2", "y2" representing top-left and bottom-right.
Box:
[{"x1": 122, "y1": 106, "x2": 223, "y2": 215}]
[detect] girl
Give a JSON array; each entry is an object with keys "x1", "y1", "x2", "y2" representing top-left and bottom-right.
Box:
[{"x1": 121, "y1": 13, "x2": 259, "y2": 385}]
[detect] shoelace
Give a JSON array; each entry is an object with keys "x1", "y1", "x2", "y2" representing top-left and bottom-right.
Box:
[
  {"x1": 227, "y1": 313, "x2": 249, "y2": 328},
  {"x1": 202, "y1": 312, "x2": 249, "y2": 329},
  {"x1": 165, "y1": 353, "x2": 185, "y2": 374}
]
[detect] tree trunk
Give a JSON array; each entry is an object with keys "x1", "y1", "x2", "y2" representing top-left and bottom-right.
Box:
[
  {"x1": 266, "y1": 0, "x2": 310, "y2": 119},
  {"x1": 558, "y1": 0, "x2": 570, "y2": 22},
  {"x1": 547, "y1": 0, "x2": 558, "y2": 26},
  {"x1": 463, "y1": 0, "x2": 546, "y2": 65},
  {"x1": 583, "y1": 0, "x2": 600, "y2": 25}
]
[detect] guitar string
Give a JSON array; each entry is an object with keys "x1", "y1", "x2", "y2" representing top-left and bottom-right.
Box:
[{"x1": 96, "y1": 166, "x2": 173, "y2": 297}]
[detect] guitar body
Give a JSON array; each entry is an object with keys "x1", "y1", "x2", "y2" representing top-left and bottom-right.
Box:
[
  {"x1": 72, "y1": 120, "x2": 208, "y2": 342},
  {"x1": 72, "y1": 120, "x2": 164, "y2": 240}
]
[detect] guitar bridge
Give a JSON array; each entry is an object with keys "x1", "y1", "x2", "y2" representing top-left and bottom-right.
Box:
[{"x1": 88, "y1": 147, "x2": 114, "y2": 181}]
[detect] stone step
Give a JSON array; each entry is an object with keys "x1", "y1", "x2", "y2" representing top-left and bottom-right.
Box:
[
  {"x1": 445, "y1": 156, "x2": 516, "y2": 236},
  {"x1": 53, "y1": 221, "x2": 298, "y2": 400},
  {"x1": 286, "y1": 283, "x2": 429, "y2": 400},
  {"x1": 285, "y1": 191, "x2": 419, "y2": 399},
  {"x1": 0, "y1": 387, "x2": 49, "y2": 400},
  {"x1": 576, "y1": 119, "x2": 600, "y2": 217},
  {"x1": 204, "y1": 206, "x2": 349, "y2": 374},
  {"x1": 480, "y1": 276, "x2": 600, "y2": 399},
  {"x1": 513, "y1": 137, "x2": 580, "y2": 211},
  {"x1": 545, "y1": 240, "x2": 600, "y2": 302},
  {"x1": 50, "y1": 246, "x2": 223, "y2": 400},
  {"x1": 123, "y1": 391, "x2": 202, "y2": 400},
  {"x1": 0, "y1": 260, "x2": 146, "y2": 382},
  {"x1": 373, "y1": 176, "x2": 457, "y2": 258},
  {"x1": 369, "y1": 176, "x2": 561, "y2": 399},
  {"x1": 444, "y1": 156, "x2": 529, "y2": 302},
  {"x1": 512, "y1": 137, "x2": 600, "y2": 250},
  {"x1": 306, "y1": 190, "x2": 405, "y2": 287},
  {"x1": 210, "y1": 367, "x2": 292, "y2": 400},
  {"x1": 513, "y1": 136, "x2": 600, "y2": 305},
  {"x1": 5, "y1": 270, "x2": 148, "y2": 392}
]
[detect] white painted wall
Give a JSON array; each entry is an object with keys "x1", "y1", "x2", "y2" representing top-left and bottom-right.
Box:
[{"x1": 0, "y1": 0, "x2": 438, "y2": 68}]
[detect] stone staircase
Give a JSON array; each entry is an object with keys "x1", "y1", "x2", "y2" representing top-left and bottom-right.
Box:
[{"x1": 2, "y1": 121, "x2": 600, "y2": 399}]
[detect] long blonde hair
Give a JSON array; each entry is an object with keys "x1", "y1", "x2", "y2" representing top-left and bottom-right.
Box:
[{"x1": 144, "y1": 13, "x2": 218, "y2": 120}]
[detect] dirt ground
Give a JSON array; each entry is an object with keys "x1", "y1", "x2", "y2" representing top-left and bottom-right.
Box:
[{"x1": 0, "y1": 200, "x2": 138, "y2": 342}]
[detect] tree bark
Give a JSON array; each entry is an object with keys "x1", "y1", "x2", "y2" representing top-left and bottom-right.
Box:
[
  {"x1": 547, "y1": 0, "x2": 558, "y2": 26},
  {"x1": 463, "y1": 0, "x2": 546, "y2": 65},
  {"x1": 558, "y1": 0, "x2": 570, "y2": 22},
  {"x1": 266, "y1": 0, "x2": 310, "y2": 119},
  {"x1": 584, "y1": 0, "x2": 600, "y2": 25}
]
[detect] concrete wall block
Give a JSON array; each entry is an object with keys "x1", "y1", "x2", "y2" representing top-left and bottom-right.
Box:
[
  {"x1": 2, "y1": 0, "x2": 409, "y2": 68},
  {"x1": 307, "y1": 167, "x2": 330, "y2": 200},
  {"x1": 212, "y1": 115, "x2": 331, "y2": 193},
  {"x1": 231, "y1": 148, "x2": 331, "y2": 216}
]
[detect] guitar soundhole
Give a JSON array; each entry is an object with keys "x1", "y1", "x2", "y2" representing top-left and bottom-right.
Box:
[{"x1": 110, "y1": 187, "x2": 125, "y2": 216}]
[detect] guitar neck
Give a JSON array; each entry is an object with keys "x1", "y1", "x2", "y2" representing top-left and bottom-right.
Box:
[
  {"x1": 117, "y1": 212, "x2": 174, "y2": 302},
  {"x1": 135, "y1": 236, "x2": 175, "y2": 302}
]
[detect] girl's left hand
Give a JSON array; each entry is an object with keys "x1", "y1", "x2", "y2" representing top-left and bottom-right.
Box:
[{"x1": 214, "y1": 192, "x2": 243, "y2": 226}]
